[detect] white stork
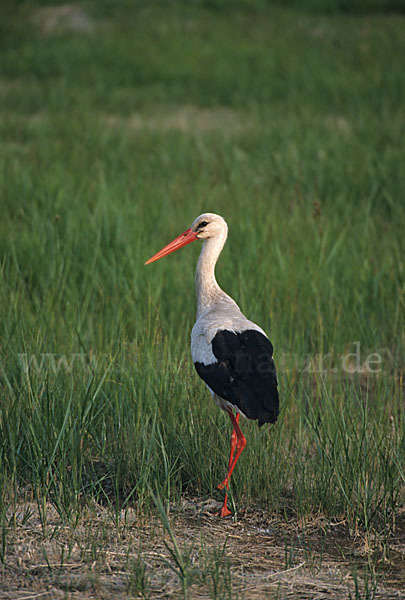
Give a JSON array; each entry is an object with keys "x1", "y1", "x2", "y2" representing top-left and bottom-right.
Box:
[{"x1": 145, "y1": 213, "x2": 279, "y2": 517}]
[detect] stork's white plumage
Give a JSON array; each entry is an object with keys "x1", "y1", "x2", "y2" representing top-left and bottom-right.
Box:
[{"x1": 146, "y1": 213, "x2": 279, "y2": 517}]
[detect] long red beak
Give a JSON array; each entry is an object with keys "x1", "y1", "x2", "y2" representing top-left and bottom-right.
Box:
[{"x1": 145, "y1": 228, "x2": 198, "y2": 265}]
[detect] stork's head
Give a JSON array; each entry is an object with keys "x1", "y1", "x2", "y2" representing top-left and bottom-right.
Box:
[
  {"x1": 145, "y1": 212, "x2": 227, "y2": 265},
  {"x1": 191, "y1": 213, "x2": 228, "y2": 240}
]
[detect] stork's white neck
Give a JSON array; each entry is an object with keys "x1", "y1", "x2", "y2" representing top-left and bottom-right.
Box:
[{"x1": 195, "y1": 229, "x2": 228, "y2": 317}]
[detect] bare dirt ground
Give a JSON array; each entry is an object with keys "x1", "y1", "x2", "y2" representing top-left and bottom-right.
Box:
[{"x1": 1, "y1": 498, "x2": 404, "y2": 599}]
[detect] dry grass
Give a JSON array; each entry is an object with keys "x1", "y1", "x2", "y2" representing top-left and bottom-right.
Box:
[
  {"x1": 1, "y1": 498, "x2": 404, "y2": 599},
  {"x1": 32, "y1": 5, "x2": 95, "y2": 34},
  {"x1": 105, "y1": 106, "x2": 252, "y2": 137}
]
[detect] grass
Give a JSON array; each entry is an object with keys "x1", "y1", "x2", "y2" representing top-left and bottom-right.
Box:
[{"x1": 0, "y1": 0, "x2": 404, "y2": 597}]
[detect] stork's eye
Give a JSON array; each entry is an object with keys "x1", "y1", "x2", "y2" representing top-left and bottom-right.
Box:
[{"x1": 199, "y1": 221, "x2": 209, "y2": 228}]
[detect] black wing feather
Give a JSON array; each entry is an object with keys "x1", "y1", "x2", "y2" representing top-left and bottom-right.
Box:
[{"x1": 194, "y1": 329, "x2": 279, "y2": 426}]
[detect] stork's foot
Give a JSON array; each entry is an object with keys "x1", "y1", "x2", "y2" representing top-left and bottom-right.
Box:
[{"x1": 216, "y1": 503, "x2": 232, "y2": 518}]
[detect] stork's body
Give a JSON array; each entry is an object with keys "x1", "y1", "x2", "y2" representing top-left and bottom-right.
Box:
[{"x1": 146, "y1": 213, "x2": 279, "y2": 517}]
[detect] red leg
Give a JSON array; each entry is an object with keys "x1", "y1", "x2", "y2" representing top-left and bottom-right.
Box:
[
  {"x1": 216, "y1": 411, "x2": 246, "y2": 517},
  {"x1": 227, "y1": 413, "x2": 239, "y2": 469},
  {"x1": 218, "y1": 411, "x2": 246, "y2": 490},
  {"x1": 217, "y1": 414, "x2": 240, "y2": 518}
]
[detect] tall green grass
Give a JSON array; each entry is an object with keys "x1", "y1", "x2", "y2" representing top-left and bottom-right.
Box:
[{"x1": 0, "y1": 0, "x2": 403, "y2": 557}]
